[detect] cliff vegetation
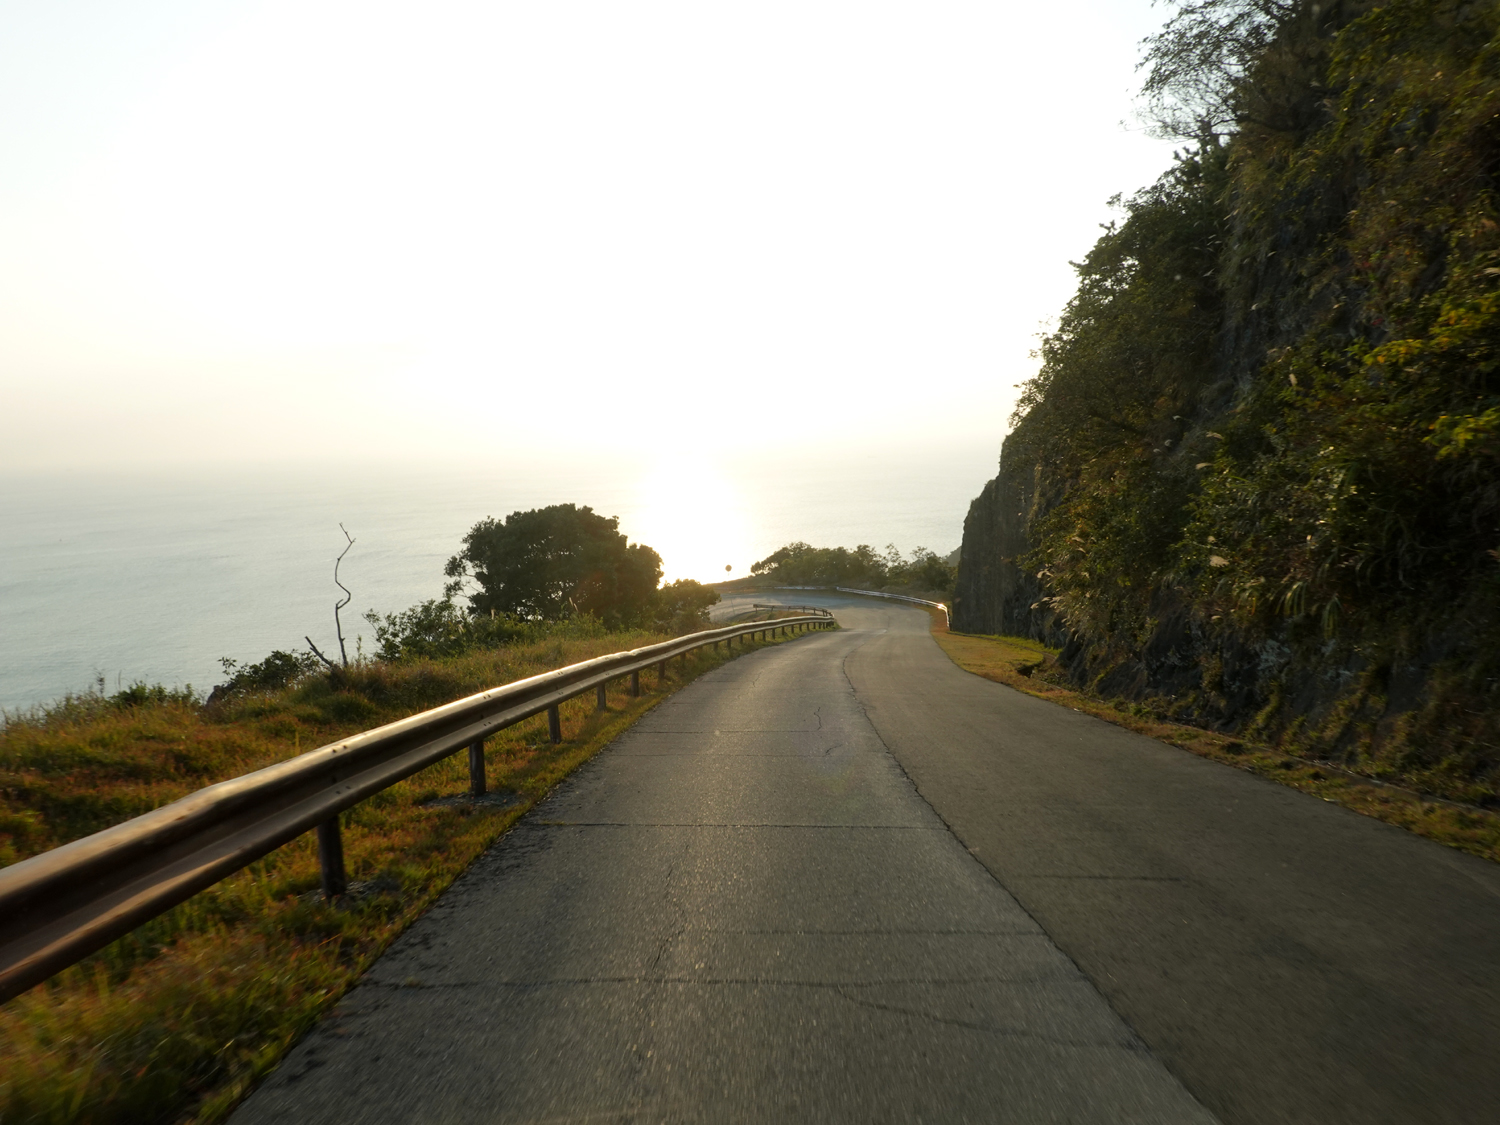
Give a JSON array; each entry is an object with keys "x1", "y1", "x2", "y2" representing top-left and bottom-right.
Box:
[{"x1": 955, "y1": 0, "x2": 1500, "y2": 805}]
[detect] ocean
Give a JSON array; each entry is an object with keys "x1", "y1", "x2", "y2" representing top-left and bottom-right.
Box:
[{"x1": 0, "y1": 440, "x2": 997, "y2": 712}]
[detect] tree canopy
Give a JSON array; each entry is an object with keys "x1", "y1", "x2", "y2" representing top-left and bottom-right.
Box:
[
  {"x1": 652, "y1": 578, "x2": 722, "y2": 632},
  {"x1": 751, "y1": 542, "x2": 955, "y2": 593},
  {"x1": 444, "y1": 504, "x2": 663, "y2": 627}
]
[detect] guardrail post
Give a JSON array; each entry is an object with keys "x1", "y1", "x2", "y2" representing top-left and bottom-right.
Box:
[
  {"x1": 658, "y1": 659, "x2": 667, "y2": 684},
  {"x1": 548, "y1": 705, "x2": 561, "y2": 743},
  {"x1": 630, "y1": 669, "x2": 640, "y2": 696},
  {"x1": 596, "y1": 683, "x2": 607, "y2": 711},
  {"x1": 469, "y1": 738, "x2": 486, "y2": 796},
  {"x1": 317, "y1": 817, "x2": 346, "y2": 900}
]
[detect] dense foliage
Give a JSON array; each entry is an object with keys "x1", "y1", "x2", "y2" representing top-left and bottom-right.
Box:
[
  {"x1": 653, "y1": 578, "x2": 723, "y2": 633},
  {"x1": 444, "y1": 504, "x2": 664, "y2": 627},
  {"x1": 987, "y1": 0, "x2": 1500, "y2": 801},
  {"x1": 213, "y1": 650, "x2": 321, "y2": 696},
  {"x1": 750, "y1": 542, "x2": 956, "y2": 593}
]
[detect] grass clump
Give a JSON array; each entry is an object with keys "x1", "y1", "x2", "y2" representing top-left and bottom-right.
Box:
[{"x1": 0, "y1": 623, "x2": 815, "y2": 1124}]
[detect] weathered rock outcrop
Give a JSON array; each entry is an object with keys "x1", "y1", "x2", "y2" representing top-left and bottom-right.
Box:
[{"x1": 951, "y1": 434, "x2": 1044, "y2": 640}]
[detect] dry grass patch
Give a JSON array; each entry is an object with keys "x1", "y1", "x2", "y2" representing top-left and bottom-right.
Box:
[
  {"x1": 931, "y1": 623, "x2": 1500, "y2": 866},
  {"x1": 0, "y1": 626, "x2": 814, "y2": 1124}
]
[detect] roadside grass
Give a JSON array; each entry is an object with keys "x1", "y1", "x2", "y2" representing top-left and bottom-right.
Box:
[
  {"x1": 0, "y1": 624, "x2": 815, "y2": 1124},
  {"x1": 929, "y1": 620, "x2": 1500, "y2": 865}
]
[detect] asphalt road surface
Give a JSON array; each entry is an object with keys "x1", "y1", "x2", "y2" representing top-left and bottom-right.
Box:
[{"x1": 233, "y1": 595, "x2": 1500, "y2": 1123}]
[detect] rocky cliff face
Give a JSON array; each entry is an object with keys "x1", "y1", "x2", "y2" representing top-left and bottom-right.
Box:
[
  {"x1": 952, "y1": 0, "x2": 1500, "y2": 805},
  {"x1": 951, "y1": 433, "x2": 1045, "y2": 641}
]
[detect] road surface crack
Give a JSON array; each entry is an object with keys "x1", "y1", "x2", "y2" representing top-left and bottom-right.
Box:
[{"x1": 829, "y1": 988, "x2": 1148, "y2": 1051}]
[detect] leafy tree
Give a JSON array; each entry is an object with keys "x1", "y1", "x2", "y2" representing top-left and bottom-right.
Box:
[
  {"x1": 653, "y1": 579, "x2": 721, "y2": 631},
  {"x1": 907, "y1": 548, "x2": 958, "y2": 594},
  {"x1": 751, "y1": 542, "x2": 888, "y2": 586},
  {"x1": 750, "y1": 541, "x2": 954, "y2": 592},
  {"x1": 1138, "y1": 0, "x2": 1298, "y2": 142},
  {"x1": 444, "y1": 504, "x2": 663, "y2": 627},
  {"x1": 1139, "y1": 1, "x2": 1374, "y2": 146}
]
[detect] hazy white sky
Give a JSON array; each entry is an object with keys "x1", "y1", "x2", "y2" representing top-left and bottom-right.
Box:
[{"x1": 0, "y1": 0, "x2": 1181, "y2": 472}]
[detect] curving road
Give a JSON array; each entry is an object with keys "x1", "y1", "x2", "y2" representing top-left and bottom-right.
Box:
[{"x1": 233, "y1": 595, "x2": 1500, "y2": 1123}]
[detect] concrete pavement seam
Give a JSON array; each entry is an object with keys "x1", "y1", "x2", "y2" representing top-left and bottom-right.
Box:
[{"x1": 833, "y1": 629, "x2": 1173, "y2": 1064}]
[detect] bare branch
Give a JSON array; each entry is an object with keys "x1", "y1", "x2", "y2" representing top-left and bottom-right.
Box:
[
  {"x1": 305, "y1": 636, "x2": 339, "y2": 672},
  {"x1": 333, "y1": 523, "x2": 355, "y2": 668}
]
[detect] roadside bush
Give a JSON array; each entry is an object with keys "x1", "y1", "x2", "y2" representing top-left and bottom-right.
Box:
[
  {"x1": 212, "y1": 651, "x2": 320, "y2": 698},
  {"x1": 363, "y1": 599, "x2": 535, "y2": 661},
  {"x1": 110, "y1": 682, "x2": 202, "y2": 709},
  {"x1": 652, "y1": 579, "x2": 720, "y2": 632}
]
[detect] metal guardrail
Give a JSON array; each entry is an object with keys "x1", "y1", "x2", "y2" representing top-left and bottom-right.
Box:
[
  {"x1": 0, "y1": 613, "x2": 835, "y2": 1003},
  {"x1": 833, "y1": 587, "x2": 950, "y2": 627},
  {"x1": 765, "y1": 585, "x2": 949, "y2": 626}
]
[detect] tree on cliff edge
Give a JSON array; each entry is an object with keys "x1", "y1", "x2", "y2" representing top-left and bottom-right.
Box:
[{"x1": 444, "y1": 504, "x2": 663, "y2": 627}]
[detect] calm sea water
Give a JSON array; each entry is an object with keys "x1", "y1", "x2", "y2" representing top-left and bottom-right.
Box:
[{"x1": 0, "y1": 442, "x2": 996, "y2": 712}]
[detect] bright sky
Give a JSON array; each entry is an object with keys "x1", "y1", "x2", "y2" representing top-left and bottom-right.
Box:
[{"x1": 0, "y1": 0, "x2": 1182, "y2": 473}]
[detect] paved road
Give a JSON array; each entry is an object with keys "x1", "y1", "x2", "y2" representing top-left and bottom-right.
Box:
[
  {"x1": 234, "y1": 595, "x2": 1500, "y2": 1123},
  {"x1": 233, "y1": 600, "x2": 1214, "y2": 1123},
  {"x1": 829, "y1": 594, "x2": 1500, "y2": 1124}
]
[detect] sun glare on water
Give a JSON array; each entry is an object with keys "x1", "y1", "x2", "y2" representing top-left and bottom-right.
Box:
[{"x1": 628, "y1": 462, "x2": 755, "y2": 585}]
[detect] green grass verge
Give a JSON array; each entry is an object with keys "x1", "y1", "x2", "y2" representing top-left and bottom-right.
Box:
[{"x1": 0, "y1": 624, "x2": 817, "y2": 1124}]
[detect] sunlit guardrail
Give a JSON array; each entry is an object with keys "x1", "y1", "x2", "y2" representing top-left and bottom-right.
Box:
[
  {"x1": 0, "y1": 613, "x2": 835, "y2": 1003},
  {"x1": 769, "y1": 585, "x2": 949, "y2": 626},
  {"x1": 832, "y1": 587, "x2": 950, "y2": 627}
]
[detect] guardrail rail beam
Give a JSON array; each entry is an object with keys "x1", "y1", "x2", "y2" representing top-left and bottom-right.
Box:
[{"x1": 0, "y1": 613, "x2": 835, "y2": 1001}]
